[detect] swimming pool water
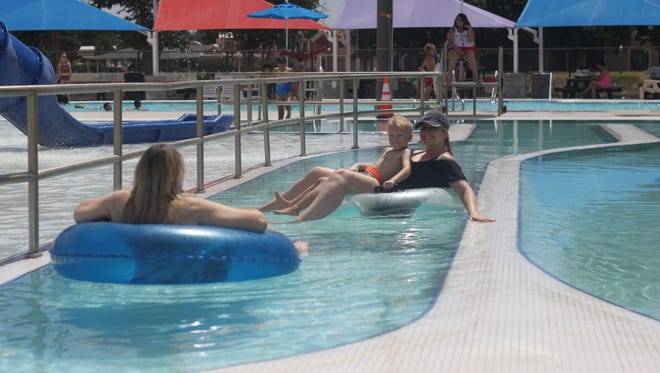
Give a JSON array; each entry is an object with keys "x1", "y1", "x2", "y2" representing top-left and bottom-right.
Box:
[
  {"x1": 0, "y1": 120, "x2": 655, "y2": 372},
  {"x1": 0, "y1": 119, "x2": 616, "y2": 260},
  {"x1": 463, "y1": 119, "x2": 617, "y2": 155},
  {"x1": 0, "y1": 148, "x2": 467, "y2": 373},
  {"x1": 477, "y1": 99, "x2": 660, "y2": 112},
  {"x1": 520, "y1": 144, "x2": 660, "y2": 320},
  {"x1": 635, "y1": 122, "x2": 660, "y2": 138}
]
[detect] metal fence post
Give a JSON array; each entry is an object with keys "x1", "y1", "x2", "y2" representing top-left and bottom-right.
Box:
[
  {"x1": 352, "y1": 77, "x2": 359, "y2": 149},
  {"x1": 339, "y1": 79, "x2": 345, "y2": 132},
  {"x1": 234, "y1": 83, "x2": 242, "y2": 178},
  {"x1": 196, "y1": 86, "x2": 205, "y2": 192},
  {"x1": 299, "y1": 77, "x2": 307, "y2": 156},
  {"x1": 113, "y1": 90, "x2": 123, "y2": 190},
  {"x1": 26, "y1": 93, "x2": 40, "y2": 258}
]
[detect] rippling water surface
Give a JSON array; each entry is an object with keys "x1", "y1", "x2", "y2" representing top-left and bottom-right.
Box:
[
  {"x1": 0, "y1": 119, "x2": 655, "y2": 372},
  {"x1": 520, "y1": 144, "x2": 660, "y2": 320},
  {"x1": 0, "y1": 149, "x2": 467, "y2": 372}
]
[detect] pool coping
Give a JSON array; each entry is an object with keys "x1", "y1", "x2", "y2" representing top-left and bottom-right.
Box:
[{"x1": 204, "y1": 122, "x2": 660, "y2": 372}]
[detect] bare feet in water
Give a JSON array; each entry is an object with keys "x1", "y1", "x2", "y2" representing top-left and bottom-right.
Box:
[
  {"x1": 274, "y1": 204, "x2": 301, "y2": 216},
  {"x1": 274, "y1": 191, "x2": 291, "y2": 206},
  {"x1": 294, "y1": 241, "x2": 309, "y2": 256},
  {"x1": 273, "y1": 191, "x2": 301, "y2": 215},
  {"x1": 260, "y1": 191, "x2": 290, "y2": 211}
]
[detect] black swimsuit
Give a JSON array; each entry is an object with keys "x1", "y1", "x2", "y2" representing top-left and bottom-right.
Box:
[{"x1": 398, "y1": 156, "x2": 466, "y2": 190}]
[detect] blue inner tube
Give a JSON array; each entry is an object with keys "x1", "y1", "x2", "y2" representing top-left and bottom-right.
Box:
[{"x1": 50, "y1": 222, "x2": 301, "y2": 284}]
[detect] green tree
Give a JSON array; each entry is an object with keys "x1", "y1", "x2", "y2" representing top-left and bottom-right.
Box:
[{"x1": 90, "y1": 0, "x2": 187, "y2": 52}]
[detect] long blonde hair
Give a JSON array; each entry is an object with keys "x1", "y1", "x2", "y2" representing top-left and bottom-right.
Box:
[{"x1": 122, "y1": 144, "x2": 185, "y2": 224}]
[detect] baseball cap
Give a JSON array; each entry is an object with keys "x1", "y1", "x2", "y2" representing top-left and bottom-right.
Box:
[{"x1": 414, "y1": 110, "x2": 449, "y2": 129}]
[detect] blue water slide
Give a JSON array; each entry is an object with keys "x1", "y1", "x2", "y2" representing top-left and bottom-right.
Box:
[{"x1": 0, "y1": 22, "x2": 233, "y2": 148}]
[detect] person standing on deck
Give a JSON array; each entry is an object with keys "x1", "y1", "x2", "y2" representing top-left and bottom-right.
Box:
[
  {"x1": 57, "y1": 53, "x2": 72, "y2": 84},
  {"x1": 275, "y1": 57, "x2": 296, "y2": 120}
]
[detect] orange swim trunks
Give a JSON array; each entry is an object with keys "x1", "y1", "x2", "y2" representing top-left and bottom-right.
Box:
[{"x1": 362, "y1": 165, "x2": 384, "y2": 184}]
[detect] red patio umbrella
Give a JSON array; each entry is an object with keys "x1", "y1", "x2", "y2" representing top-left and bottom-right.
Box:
[{"x1": 154, "y1": 0, "x2": 330, "y2": 31}]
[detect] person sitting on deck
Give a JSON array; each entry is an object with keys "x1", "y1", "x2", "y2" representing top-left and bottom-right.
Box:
[
  {"x1": 582, "y1": 62, "x2": 611, "y2": 98},
  {"x1": 446, "y1": 13, "x2": 481, "y2": 87}
]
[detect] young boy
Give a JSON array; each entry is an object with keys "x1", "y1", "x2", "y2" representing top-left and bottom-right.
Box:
[{"x1": 273, "y1": 114, "x2": 413, "y2": 215}]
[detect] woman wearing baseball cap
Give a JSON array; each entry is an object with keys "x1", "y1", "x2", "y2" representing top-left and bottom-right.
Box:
[{"x1": 398, "y1": 110, "x2": 494, "y2": 222}]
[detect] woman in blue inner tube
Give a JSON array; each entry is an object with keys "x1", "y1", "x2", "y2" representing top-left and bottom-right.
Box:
[
  {"x1": 55, "y1": 144, "x2": 307, "y2": 285},
  {"x1": 260, "y1": 110, "x2": 495, "y2": 223},
  {"x1": 74, "y1": 144, "x2": 268, "y2": 230}
]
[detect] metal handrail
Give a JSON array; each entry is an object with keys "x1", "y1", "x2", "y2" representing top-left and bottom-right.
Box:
[{"x1": 0, "y1": 71, "x2": 502, "y2": 262}]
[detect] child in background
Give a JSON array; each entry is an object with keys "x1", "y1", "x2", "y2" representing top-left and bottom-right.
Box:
[{"x1": 57, "y1": 53, "x2": 72, "y2": 84}]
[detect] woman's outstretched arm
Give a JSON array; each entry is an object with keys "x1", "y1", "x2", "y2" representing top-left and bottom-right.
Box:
[{"x1": 449, "y1": 179, "x2": 495, "y2": 223}]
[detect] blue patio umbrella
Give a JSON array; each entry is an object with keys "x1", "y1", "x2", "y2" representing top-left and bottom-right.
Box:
[
  {"x1": 0, "y1": 0, "x2": 149, "y2": 31},
  {"x1": 248, "y1": 1, "x2": 328, "y2": 61}
]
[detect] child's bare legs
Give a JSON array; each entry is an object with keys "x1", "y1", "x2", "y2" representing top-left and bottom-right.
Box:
[
  {"x1": 290, "y1": 174, "x2": 346, "y2": 222},
  {"x1": 274, "y1": 188, "x2": 316, "y2": 216},
  {"x1": 292, "y1": 169, "x2": 379, "y2": 223},
  {"x1": 259, "y1": 167, "x2": 335, "y2": 211},
  {"x1": 273, "y1": 179, "x2": 323, "y2": 215},
  {"x1": 274, "y1": 199, "x2": 301, "y2": 216}
]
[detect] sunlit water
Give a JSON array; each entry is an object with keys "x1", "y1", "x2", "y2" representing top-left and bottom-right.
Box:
[
  {"x1": 0, "y1": 118, "x2": 657, "y2": 371},
  {"x1": 0, "y1": 148, "x2": 468, "y2": 373},
  {"x1": 520, "y1": 144, "x2": 660, "y2": 320}
]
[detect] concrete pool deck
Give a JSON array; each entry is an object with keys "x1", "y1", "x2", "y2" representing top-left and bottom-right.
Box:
[{"x1": 2, "y1": 109, "x2": 659, "y2": 372}]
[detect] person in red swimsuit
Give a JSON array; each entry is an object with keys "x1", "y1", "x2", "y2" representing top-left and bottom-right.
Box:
[
  {"x1": 418, "y1": 43, "x2": 437, "y2": 100},
  {"x1": 57, "y1": 53, "x2": 72, "y2": 84}
]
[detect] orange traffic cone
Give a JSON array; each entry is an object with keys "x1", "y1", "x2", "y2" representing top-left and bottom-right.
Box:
[{"x1": 377, "y1": 77, "x2": 393, "y2": 118}]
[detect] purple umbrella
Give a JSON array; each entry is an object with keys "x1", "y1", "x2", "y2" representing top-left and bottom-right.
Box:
[
  {"x1": 334, "y1": 0, "x2": 514, "y2": 29},
  {"x1": 248, "y1": 0, "x2": 328, "y2": 59}
]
